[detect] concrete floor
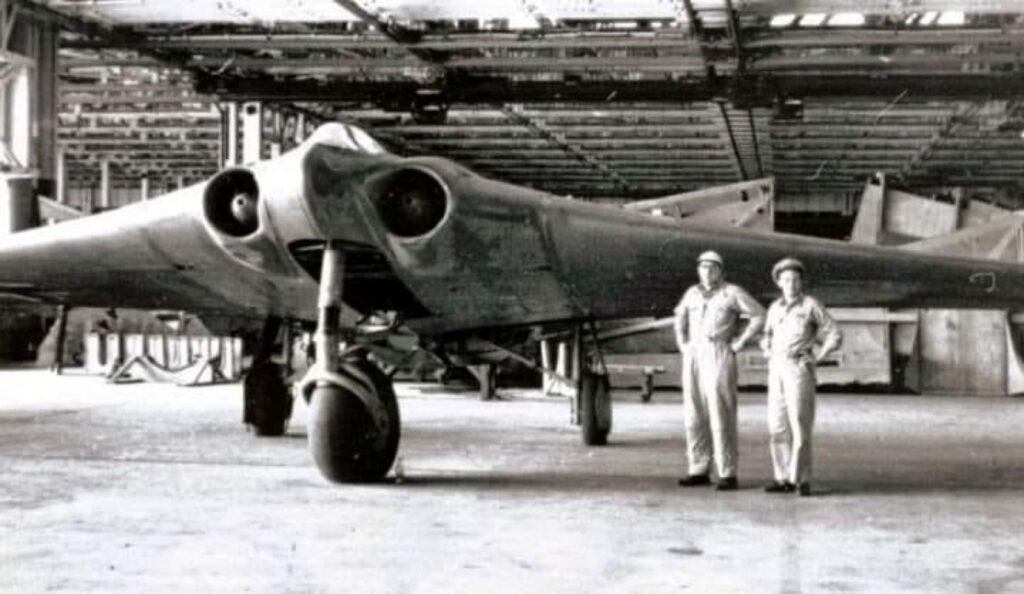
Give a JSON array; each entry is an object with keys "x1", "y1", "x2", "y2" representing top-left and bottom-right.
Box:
[{"x1": 1, "y1": 369, "x2": 1023, "y2": 593}]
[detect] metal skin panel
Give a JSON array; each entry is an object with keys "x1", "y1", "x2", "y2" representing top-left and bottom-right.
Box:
[
  {"x1": 2, "y1": 123, "x2": 1024, "y2": 341},
  {"x1": 0, "y1": 133, "x2": 326, "y2": 319}
]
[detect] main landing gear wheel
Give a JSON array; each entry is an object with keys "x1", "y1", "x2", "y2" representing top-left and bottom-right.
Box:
[
  {"x1": 307, "y1": 358, "x2": 401, "y2": 483},
  {"x1": 579, "y1": 369, "x2": 612, "y2": 446},
  {"x1": 243, "y1": 362, "x2": 293, "y2": 437}
]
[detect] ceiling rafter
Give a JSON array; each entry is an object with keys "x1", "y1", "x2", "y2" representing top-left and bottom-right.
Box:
[
  {"x1": 41, "y1": 1, "x2": 1024, "y2": 203},
  {"x1": 499, "y1": 105, "x2": 634, "y2": 193},
  {"x1": 14, "y1": 0, "x2": 203, "y2": 76},
  {"x1": 328, "y1": 0, "x2": 442, "y2": 64},
  {"x1": 723, "y1": 0, "x2": 744, "y2": 72},
  {"x1": 716, "y1": 101, "x2": 748, "y2": 180},
  {"x1": 680, "y1": 0, "x2": 716, "y2": 78},
  {"x1": 898, "y1": 102, "x2": 983, "y2": 181},
  {"x1": 746, "y1": 108, "x2": 765, "y2": 177}
]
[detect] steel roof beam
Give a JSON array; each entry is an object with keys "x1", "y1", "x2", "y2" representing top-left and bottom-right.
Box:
[
  {"x1": 328, "y1": 0, "x2": 440, "y2": 64},
  {"x1": 680, "y1": 0, "x2": 716, "y2": 79},
  {"x1": 197, "y1": 76, "x2": 721, "y2": 104},
  {"x1": 62, "y1": 55, "x2": 708, "y2": 72},
  {"x1": 724, "y1": 0, "x2": 744, "y2": 71},
  {"x1": 716, "y1": 101, "x2": 748, "y2": 180},
  {"x1": 898, "y1": 102, "x2": 981, "y2": 180},
  {"x1": 195, "y1": 74, "x2": 1024, "y2": 104},
  {"x1": 60, "y1": 31, "x2": 712, "y2": 52},
  {"x1": 740, "y1": 0, "x2": 1024, "y2": 16},
  {"x1": 745, "y1": 29, "x2": 1024, "y2": 49},
  {"x1": 499, "y1": 105, "x2": 634, "y2": 192}
]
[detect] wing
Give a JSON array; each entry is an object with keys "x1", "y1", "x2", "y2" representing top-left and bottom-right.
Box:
[
  {"x1": 0, "y1": 124, "x2": 386, "y2": 320},
  {"x1": 3, "y1": 122, "x2": 1022, "y2": 337},
  {"x1": 295, "y1": 149, "x2": 1024, "y2": 335}
]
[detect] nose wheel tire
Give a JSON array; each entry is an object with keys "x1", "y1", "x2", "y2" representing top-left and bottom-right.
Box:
[{"x1": 308, "y1": 360, "x2": 401, "y2": 483}]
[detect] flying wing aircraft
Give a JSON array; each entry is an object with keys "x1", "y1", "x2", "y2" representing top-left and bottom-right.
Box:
[{"x1": 4, "y1": 122, "x2": 1024, "y2": 484}]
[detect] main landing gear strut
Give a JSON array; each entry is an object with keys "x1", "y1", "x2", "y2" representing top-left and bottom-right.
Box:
[
  {"x1": 243, "y1": 316, "x2": 293, "y2": 437},
  {"x1": 573, "y1": 324, "x2": 613, "y2": 446},
  {"x1": 300, "y1": 242, "x2": 401, "y2": 483}
]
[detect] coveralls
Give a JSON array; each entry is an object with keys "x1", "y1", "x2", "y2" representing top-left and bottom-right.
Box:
[
  {"x1": 674, "y1": 283, "x2": 765, "y2": 479},
  {"x1": 761, "y1": 295, "x2": 842, "y2": 485}
]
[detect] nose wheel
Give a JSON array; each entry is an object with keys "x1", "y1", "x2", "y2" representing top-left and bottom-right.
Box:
[
  {"x1": 305, "y1": 356, "x2": 401, "y2": 483},
  {"x1": 302, "y1": 241, "x2": 402, "y2": 483}
]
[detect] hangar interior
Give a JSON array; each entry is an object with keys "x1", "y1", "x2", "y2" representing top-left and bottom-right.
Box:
[{"x1": 3, "y1": 0, "x2": 1024, "y2": 395}]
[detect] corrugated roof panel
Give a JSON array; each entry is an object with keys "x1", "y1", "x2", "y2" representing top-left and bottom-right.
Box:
[
  {"x1": 370, "y1": 0, "x2": 536, "y2": 21},
  {"x1": 43, "y1": 0, "x2": 701, "y2": 24},
  {"x1": 44, "y1": 0, "x2": 356, "y2": 24},
  {"x1": 524, "y1": 0, "x2": 679, "y2": 20}
]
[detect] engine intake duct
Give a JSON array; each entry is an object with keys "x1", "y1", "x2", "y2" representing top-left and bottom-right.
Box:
[
  {"x1": 204, "y1": 169, "x2": 260, "y2": 237},
  {"x1": 372, "y1": 168, "x2": 448, "y2": 238}
]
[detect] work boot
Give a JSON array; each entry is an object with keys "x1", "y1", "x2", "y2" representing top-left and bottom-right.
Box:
[
  {"x1": 764, "y1": 481, "x2": 795, "y2": 493},
  {"x1": 715, "y1": 476, "x2": 738, "y2": 491},
  {"x1": 797, "y1": 482, "x2": 811, "y2": 497},
  {"x1": 677, "y1": 473, "x2": 711, "y2": 487}
]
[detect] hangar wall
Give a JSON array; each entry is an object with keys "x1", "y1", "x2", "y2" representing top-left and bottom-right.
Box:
[
  {"x1": 0, "y1": 12, "x2": 59, "y2": 360},
  {"x1": 600, "y1": 175, "x2": 1024, "y2": 397}
]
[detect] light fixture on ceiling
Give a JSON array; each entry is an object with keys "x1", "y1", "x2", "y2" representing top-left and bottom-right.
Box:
[
  {"x1": 769, "y1": 14, "x2": 796, "y2": 27},
  {"x1": 799, "y1": 13, "x2": 827, "y2": 27},
  {"x1": 937, "y1": 11, "x2": 965, "y2": 26},
  {"x1": 828, "y1": 13, "x2": 864, "y2": 27},
  {"x1": 904, "y1": 13, "x2": 919, "y2": 25},
  {"x1": 918, "y1": 11, "x2": 939, "y2": 26}
]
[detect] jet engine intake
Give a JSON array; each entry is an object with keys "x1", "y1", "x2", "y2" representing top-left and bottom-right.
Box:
[
  {"x1": 372, "y1": 168, "x2": 448, "y2": 238},
  {"x1": 203, "y1": 168, "x2": 261, "y2": 237}
]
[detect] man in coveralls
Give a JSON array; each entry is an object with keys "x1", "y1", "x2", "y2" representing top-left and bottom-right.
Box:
[
  {"x1": 760, "y1": 257, "x2": 842, "y2": 497},
  {"x1": 674, "y1": 251, "x2": 765, "y2": 491}
]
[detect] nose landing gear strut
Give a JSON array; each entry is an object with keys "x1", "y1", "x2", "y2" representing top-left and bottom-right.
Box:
[{"x1": 301, "y1": 242, "x2": 401, "y2": 483}]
